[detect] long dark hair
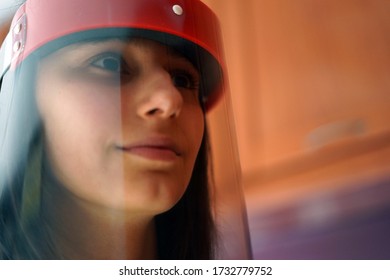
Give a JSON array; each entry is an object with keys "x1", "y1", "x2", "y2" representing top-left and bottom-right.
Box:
[{"x1": 0, "y1": 39, "x2": 216, "y2": 260}]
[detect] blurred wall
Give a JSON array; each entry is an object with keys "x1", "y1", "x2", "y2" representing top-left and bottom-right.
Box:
[{"x1": 203, "y1": 0, "x2": 390, "y2": 259}]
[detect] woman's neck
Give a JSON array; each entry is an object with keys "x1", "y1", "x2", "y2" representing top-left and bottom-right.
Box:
[{"x1": 40, "y1": 179, "x2": 157, "y2": 260}]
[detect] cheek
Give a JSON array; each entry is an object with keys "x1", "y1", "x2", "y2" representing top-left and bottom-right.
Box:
[
  {"x1": 37, "y1": 71, "x2": 122, "y2": 142},
  {"x1": 191, "y1": 107, "x2": 205, "y2": 148},
  {"x1": 36, "y1": 78, "x2": 123, "y2": 192},
  {"x1": 183, "y1": 107, "x2": 205, "y2": 170}
]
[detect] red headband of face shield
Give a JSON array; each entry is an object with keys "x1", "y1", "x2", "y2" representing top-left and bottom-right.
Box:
[{"x1": 6, "y1": 0, "x2": 225, "y2": 110}]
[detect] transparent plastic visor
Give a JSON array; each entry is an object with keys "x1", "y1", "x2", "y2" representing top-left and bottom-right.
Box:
[{"x1": 0, "y1": 32, "x2": 250, "y2": 259}]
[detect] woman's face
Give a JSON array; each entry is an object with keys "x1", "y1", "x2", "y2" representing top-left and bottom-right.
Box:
[{"x1": 36, "y1": 38, "x2": 205, "y2": 215}]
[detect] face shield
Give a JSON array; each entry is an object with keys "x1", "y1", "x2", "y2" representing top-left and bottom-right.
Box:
[{"x1": 0, "y1": 0, "x2": 250, "y2": 259}]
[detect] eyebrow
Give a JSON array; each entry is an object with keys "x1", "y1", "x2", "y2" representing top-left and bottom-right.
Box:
[
  {"x1": 130, "y1": 38, "x2": 195, "y2": 64},
  {"x1": 130, "y1": 38, "x2": 199, "y2": 74},
  {"x1": 68, "y1": 38, "x2": 198, "y2": 72}
]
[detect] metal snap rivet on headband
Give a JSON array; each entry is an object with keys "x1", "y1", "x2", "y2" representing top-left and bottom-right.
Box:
[
  {"x1": 172, "y1": 4, "x2": 183, "y2": 16},
  {"x1": 13, "y1": 41, "x2": 22, "y2": 52},
  {"x1": 14, "y1": 23, "x2": 23, "y2": 34}
]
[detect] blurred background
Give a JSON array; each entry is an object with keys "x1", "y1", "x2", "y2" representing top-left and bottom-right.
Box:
[{"x1": 204, "y1": 0, "x2": 390, "y2": 259}]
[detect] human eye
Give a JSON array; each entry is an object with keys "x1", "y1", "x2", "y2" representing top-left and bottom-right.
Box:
[
  {"x1": 170, "y1": 70, "x2": 200, "y2": 90},
  {"x1": 89, "y1": 52, "x2": 124, "y2": 73}
]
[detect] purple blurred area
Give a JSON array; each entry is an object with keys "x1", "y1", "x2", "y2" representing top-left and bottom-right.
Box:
[{"x1": 249, "y1": 178, "x2": 390, "y2": 259}]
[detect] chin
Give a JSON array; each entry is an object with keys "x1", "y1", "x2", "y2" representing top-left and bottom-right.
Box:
[{"x1": 101, "y1": 179, "x2": 188, "y2": 215}]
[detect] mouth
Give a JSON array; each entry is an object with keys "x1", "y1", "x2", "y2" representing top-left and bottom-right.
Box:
[{"x1": 116, "y1": 138, "x2": 181, "y2": 161}]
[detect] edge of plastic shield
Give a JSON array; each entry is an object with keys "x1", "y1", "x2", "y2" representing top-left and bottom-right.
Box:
[{"x1": 0, "y1": 32, "x2": 12, "y2": 80}]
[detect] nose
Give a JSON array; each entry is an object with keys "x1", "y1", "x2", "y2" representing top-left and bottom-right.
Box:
[{"x1": 137, "y1": 70, "x2": 183, "y2": 119}]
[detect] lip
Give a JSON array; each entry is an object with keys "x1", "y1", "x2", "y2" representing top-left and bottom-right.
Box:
[{"x1": 117, "y1": 137, "x2": 181, "y2": 161}]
